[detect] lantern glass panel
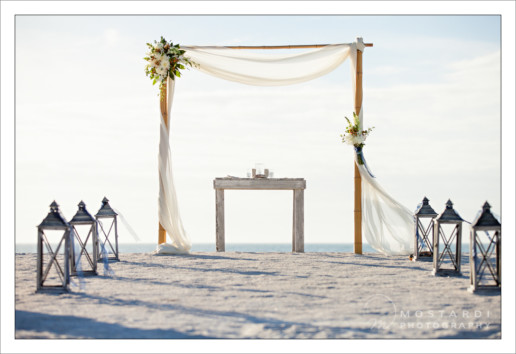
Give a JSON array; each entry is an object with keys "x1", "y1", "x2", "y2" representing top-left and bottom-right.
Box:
[
  {"x1": 434, "y1": 222, "x2": 462, "y2": 274},
  {"x1": 438, "y1": 223, "x2": 459, "y2": 249},
  {"x1": 472, "y1": 230, "x2": 500, "y2": 286},
  {"x1": 39, "y1": 229, "x2": 69, "y2": 287},
  {"x1": 97, "y1": 216, "x2": 119, "y2": 261},
  {"x1": 416, "y1": 218, "x2": 434, "y2": 255},
  {"x1": 71, "y1": 224, "x2": 98, "y2": 274}
]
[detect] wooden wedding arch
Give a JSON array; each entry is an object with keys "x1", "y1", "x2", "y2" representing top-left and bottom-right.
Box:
[{"x1": 157, "y1": 39, "x2": 373, "y2": 254}]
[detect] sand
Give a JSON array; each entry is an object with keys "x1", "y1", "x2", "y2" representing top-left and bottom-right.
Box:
[{"x1": 14, "y1": 251, "x2": 501, "y2": 343}]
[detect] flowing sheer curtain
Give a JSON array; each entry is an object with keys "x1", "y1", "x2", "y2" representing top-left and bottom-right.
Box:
[
  {"x1": 355, "y1": 147, "x2": 414, "y2": 255},
  {"x1": 182, "y1": 44, "x2": 352, "y2": 86},
  {"x1": 156, "y1": 78, "x2": 191, "y2": 254},
  {"x1": 156, "y1": 40, "x2": 414, "y2": 255}
]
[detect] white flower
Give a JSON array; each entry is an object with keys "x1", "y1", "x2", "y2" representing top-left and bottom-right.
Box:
[
  {"x1": 159, "y1": 57, "x2": 170, "y2": 71},
  {"x1": 344, "y1": 134, "x2": 366, "y2": 146},
  {"x1": 154, "y1": 54, "x2": 170, "y2": 79},
  {"x1": 151, "y1": 59, "x2": 160, "y2": 68},
  {"x1": 154, "y1": 53, "x2": 166, "y2": 65},
  {"x1": 155, "y1": 66, "x2": 167, "y2": 78},
  {"x1": 150, "y1": 54, "x2": 170, "y2": 77}
]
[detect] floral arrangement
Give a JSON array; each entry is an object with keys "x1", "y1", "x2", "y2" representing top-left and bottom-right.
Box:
[
  {"x1": 340, "y1": 112, "x2": 374, "y2": 165},
  {"x1": 144, "y1": 37, "x2": 196, "y2": 99},
  {"x1": 340, "y1": 112, "x2": 374, "y2": 149}
]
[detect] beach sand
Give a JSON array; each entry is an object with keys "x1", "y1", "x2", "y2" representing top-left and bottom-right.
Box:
[{"x1": 15, "y1": 252, "x2": 500, "y2": 340}]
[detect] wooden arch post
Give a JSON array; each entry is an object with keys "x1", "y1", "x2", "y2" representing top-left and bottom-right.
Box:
[
  {"x1": 158, "y1": 82, "x2": 168, "y2": 245},
  {"x1": 354, "y1": 38, "x2": 370, "y2": 254}
]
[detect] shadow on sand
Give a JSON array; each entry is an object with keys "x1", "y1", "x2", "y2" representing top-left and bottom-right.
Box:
[
  {"x1": 122, "y1": 259, "x2": 279, "y2": 277},
  {"x1": 15, "y1": 310, "x2": 212, "y2": 339}
]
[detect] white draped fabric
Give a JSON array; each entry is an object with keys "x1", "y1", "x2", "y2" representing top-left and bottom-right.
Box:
[
  {"x1": 156, "y1": 40, "x2": 414, "y2": 255},
  {"x1": 352, "y1": 110, "x2": 413, "y2": 255},
  {"x1": 356, "y1": 155, "x2": 414, "y2": 255},
  {"x1": 156, "y1": 78, "x2": 191, "y2": 254},
  {"x1": 182, "y1": 44, "x2": 353, "y2": 86}
]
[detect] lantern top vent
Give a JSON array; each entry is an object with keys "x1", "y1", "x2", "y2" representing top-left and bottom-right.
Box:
[
  {"x1": 471, "y1": 201, "x2": 501, "y2": 228},
  {"x1": 95, "y1": 197, "x2": 118, "y2": 217},
  {"x1": 38, "y1": 201, "x2": 70, "y2": 229},
  {"x1": 435, "y1": 199, "x2": 464, "y2": 223},
  {"x1": 70, "y1": 200, "x2": 96, "y2": 224},
  {"x1": 415, "y1": 197, "x2": 438, "y2": 217}
]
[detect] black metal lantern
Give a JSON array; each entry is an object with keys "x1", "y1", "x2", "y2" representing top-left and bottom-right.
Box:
[
  {"x1": 413, "y1": 197, "x2": 438, "y2": 261},
  {"x1": 36, "y1": 201, "x2": 72, "y2": 292},
  {"x1": 95, "y1": 197, "x2": 119, "y2": 261},
  {"x1": 432, "y1": 199, "x2": 463, "y2": 276},
  {"x1": 468, "y1": 202, "x2": 501, "y2": 293},
  {"x1": 69, "y1": 201, "x2": 99, "y2": 275}
]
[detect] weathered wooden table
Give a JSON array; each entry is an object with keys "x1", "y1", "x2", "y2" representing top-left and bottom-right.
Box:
[{"x1": 213, "y1": 177, "x2": 306, "y2": 252}]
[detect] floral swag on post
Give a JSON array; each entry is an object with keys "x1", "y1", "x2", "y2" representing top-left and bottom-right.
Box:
[
  {"x1": 340, "y1": 112, "x2": 374, "y2": 166},
  {"x1": 144, "y1": 37, "x2": 196, "y2": 100},
  {"x1": 145, "y1": 37, "x2": 195, "y2": 255}
]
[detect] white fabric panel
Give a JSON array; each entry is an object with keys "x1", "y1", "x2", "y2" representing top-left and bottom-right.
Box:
[
  {"x1": 183, "y1": 44, "x2": 352, "y2": 86},
  {"x1": 156, "y1": 78, "x2": 191, "y2": 254},
  {"x1": 356, "y1": 155, "x2": 414, "y2": 255}
]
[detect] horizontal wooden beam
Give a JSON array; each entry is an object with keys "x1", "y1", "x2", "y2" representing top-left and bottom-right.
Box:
[
  {"x1": 185, "y1": 43, "x2": 373, "y2": 50},
  {"x1": 214, "y1": 178, "x2": 306, "y2": 190}
]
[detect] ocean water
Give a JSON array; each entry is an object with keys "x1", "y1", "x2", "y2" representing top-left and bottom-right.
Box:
[{"x1": 15, "y1": 243, "x2": 377, "y2": 254}]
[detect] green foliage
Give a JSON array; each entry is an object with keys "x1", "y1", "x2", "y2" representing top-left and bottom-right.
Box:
[
  {"x1": 340, "y1": 112, "x2": 374, "y2": 148},
  {"x1": 144, "y1": 37, "x2": 198, "y2": 99}
]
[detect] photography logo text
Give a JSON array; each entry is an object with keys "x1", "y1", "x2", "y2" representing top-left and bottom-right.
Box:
[{"x1": 361, "y1": 294, "x2": 491, "y2": 330}]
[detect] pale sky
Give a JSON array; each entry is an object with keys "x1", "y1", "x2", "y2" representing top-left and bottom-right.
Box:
[{"x1": 5, "y1": 6, "x2": 512, "y2": 248}]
